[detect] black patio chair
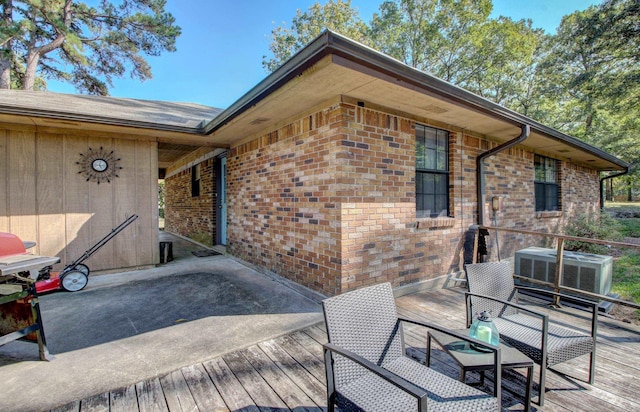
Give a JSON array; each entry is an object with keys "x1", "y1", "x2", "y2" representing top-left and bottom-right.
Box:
[
  {"x1": 465, "y1": 261, "x2": 597, "y2": 406},
  {"x1": 322, "y1": 282, "x2": 501, "y2": 411}
]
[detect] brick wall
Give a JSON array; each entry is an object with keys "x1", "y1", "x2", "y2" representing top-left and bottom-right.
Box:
[
  {"x1": 477, "y1": 142, "x2": 599, "y2": 260},
  {"x1": 227, "y1": 101, "x2": 602, "y2": 296},
  {"x1": 164, "y1": 158, "x2": 216, "y2": 245},
  {"x1": 227, "y1": 105, "x2": 344, "y2": 294}
]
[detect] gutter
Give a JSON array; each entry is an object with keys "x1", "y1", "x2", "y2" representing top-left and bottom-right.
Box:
[
  {"x1": 600, "y1": 166, "x2": 632, "y2": 209},
  {"x1": 0, "y1": 104, "x2": 207, "y2": 135},
  {"x1": 202, "y1": 30, "x2": 627, "y2": 171},
  {"x1": 476, "y1": 124, "x2": 531, "y2": 225}
]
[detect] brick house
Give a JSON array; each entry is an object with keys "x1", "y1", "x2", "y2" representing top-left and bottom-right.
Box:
[
  {"x1": 164, "y1": 31, "x2": 628, "y2": 296},
  {"x1": 0, "y1": 31, "x2": 628, "y2": 295}
]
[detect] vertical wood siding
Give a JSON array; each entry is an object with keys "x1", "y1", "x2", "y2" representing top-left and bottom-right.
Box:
[{"x1": 0, "y1": 126, "x2": 158, "y2": 272}]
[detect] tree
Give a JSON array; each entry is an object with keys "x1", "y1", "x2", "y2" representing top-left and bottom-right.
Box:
[
  {"x1": 368, "y1": 0, "x2": 539, "y2": 109},
  {"x1": 367, "y1": 0, "x2": 441, "y2": 71},
  {"x1": 262, "y1": 0, "x2": 368, "y2": 72},
  {"x1": 460, "y1": 17, "x2": 541, "y2": 107},
  {"x1": 536, "y1": 0, "x2": 640, "y2": 198},
  {"x1": 538, "y1": 1, "x2": 639, "y2": 141},
  {"x1": 0, "y1": 0, "x2": 180, "y2": 94}
]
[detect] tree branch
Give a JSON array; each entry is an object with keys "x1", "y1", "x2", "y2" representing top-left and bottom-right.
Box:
[{"x1": 31, "y1": 0, "x2": 72, "y2": 56}]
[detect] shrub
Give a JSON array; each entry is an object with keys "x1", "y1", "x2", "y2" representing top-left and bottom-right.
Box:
[{"x1": 564, "y1": 211, "x2": 623, "y2": 254}]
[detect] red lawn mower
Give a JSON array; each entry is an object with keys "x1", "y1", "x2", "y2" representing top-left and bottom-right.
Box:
[{"x1": 0, "y1": 215, "x2": 138, "y2": 293}]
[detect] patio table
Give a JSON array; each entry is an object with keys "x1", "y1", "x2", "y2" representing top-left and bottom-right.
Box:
[{"x1": 427, "y1": 329, "x2": 533, "y2": 412}]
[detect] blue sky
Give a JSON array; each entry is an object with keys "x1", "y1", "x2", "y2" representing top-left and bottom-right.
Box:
[{"x1": 47, "y1": 0, "x2": 601, "y2": 109}]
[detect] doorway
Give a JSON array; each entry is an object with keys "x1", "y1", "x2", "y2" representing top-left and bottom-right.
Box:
[{"x1": 216, "y1": 156, "x2": 227, "y2": 245}]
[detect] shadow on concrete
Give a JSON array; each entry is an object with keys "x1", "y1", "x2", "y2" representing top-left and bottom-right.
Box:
[{"x1": 40, "y1": 269, "x2": 320, "y2": 353}]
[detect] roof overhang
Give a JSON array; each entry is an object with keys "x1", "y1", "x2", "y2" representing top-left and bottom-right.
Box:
[
  {"x1": 0, "y1": 91, "x2": 226, "y2": 167},
  {"x1": 204, "y1": 30, "x2": 628, "y2": 172}
]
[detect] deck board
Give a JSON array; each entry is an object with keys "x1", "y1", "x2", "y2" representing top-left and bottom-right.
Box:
[
  {"x1": 203, "y1": 357, "x2": 260, "y2": 412},
  {"x1": 46, "y1": 287, "x2": 640, "y2": 412},
  {"x1": 109, "y1": 385, "x2": 138, "y2": 412},
  {"x1": 179, "y1": 364, "x2": 228, "y2": 412},
  {"x1": 159, "y1": 370, "x2": 198, "y2": 412},
  {"x1": 258, "y1": 339, "x2": 326, "y2": 407},
  {"x1": 241, "y1": 345, "x2": 317, "y2": 411},
  {"x1": 136, "y1": 378, "x2": 169, "y2": 412},
  {"x1": 274, "y1": 334, "x2": 325, "y2": 383},
  {"x1": 222, "y1": 350, "x2": 289, "y2": 411}
]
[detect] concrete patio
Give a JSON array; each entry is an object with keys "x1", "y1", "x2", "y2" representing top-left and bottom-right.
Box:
[{"x1": 0, "y1": 232, "x2": 323, "y2": 411}]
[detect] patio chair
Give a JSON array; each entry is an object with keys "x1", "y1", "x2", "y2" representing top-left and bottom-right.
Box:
[
  {"x1": 465, "y1": 261, "x2": 597, "y2": 406},
  {"x1": 322, "y1": 282, "x2": 501, "y2": 412}
]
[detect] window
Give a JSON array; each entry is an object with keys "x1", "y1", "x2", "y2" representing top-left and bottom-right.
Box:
[
  {"x1": 191, "y1": 164, "x2": 201, "y2": 197},
  {"x1": 534, "y1": 155, "x2": 559, "y2": 211},
  {"x1": 415, "y1": 124, "x2": 449, "y2": 218}
]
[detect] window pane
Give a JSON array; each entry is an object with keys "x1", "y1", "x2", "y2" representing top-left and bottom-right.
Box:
[
  {"x1": 546, "y1": 184, "x2": 558, "y2": 210},
  {"x1": 425, "y1": 127, "x2": 437, "y2": 149},
  {"x1": 425, "y1": 195, "x2": 435, "y2": 213},
  {"x1": 545, "y1": 159, "x2": 557, "y2": 183},
  {"x1": 535, "y1": 182, "x2": 545, "y2": 211},
  {"x1": 436, "y1": 151, "x2": 446, "y2": 170},
  {"x1": 417, "y1": 194, "x2": 425, "y2": 213},
  {"x1": 416, "y1": 127, "x2": 426, "y2": 169},
  {"x1": 416, "y1": 124, "x2": 448, "y2": 173},
  {"x1": 425, "y1": 148, "x2": 435, "y2": 169},
  {"x1": 534, "y1": 155, "x2": 544, "y2": 182},
  {"x1": 424, "y1": 173, "x2": 435, "y2": 194},
  {"x1": 417, "y1": 173, "x2": 425, "y2": 194},
  {"x1": 434, "y1": 195, "x2": 446, "y2": 216},
  {"x1": 535, "y1": 155, "x2": 558, "y2": 183},
  {"x1": 417, "y1": 172, "x2": 434, "y2": 195},
  {"x1": 416, "y1": 124, "x2": 449, "y2": 217},
  {"x1": 437, "y1": 130, "x2": 448, "y2": 150},
  {"x1": 534, "y1": 155, "x2": 559, "y2": 211},
  {"x1": 434, "y1": 174, "x2": 446, "y2": 194}
]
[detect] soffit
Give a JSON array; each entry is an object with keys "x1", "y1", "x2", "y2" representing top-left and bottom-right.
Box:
[{"x1": 208, "y1": 55, "x2": 623, "y2": 171}]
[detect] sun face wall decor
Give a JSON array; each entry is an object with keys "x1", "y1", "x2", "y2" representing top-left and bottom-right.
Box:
[{"x1": 77, "y1": 147, "x2": 122, "y2": 184}]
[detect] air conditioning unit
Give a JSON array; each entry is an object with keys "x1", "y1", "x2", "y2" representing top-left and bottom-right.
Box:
[{"x1": 514, "y1": 246, "x2": 613, "y2": 296}]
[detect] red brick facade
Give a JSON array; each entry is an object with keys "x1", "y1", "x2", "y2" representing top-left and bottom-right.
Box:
[
  {"x1": 226, "y1": 102, "x2": 601, "y2": 296},
  {"x1": 164, "y1": 158, "x2": 217, "y2": 245}
]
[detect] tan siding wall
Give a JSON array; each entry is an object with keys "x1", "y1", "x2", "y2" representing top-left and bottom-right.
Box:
[
  {"x1": 0, "y1": 126, "x2": 158, "y2": 272},
  {"x1": 227, "y1": 102, "x2": 602, "y2": 296}
]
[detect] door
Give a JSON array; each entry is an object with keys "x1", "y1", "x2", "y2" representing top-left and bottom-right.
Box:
[{"x1": 219, "y1": 156, "x2": 227, "y2": 245}]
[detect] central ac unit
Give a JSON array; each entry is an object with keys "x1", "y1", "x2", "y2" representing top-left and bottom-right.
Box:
[{"x1": 514, "y1": 247, "x2": 613, "y2": 296}]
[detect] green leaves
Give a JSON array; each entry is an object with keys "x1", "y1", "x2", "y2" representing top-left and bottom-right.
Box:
[
  {"x1": 536, "y1": 0, "x2": 639, "y2": 195},
  {"x1": 265, "y1": 0, "x2": 539, "y2": 110},
  {"x1": 262, "y1": 0, "x2": 368, "y2": 72},
  {"x1": 1, "y1": 0, "x2": 180, "y2": 94}
]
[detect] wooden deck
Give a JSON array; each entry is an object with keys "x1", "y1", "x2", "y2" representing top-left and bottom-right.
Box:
[{"x1": 48, "y1": 286, "x2": 640, "y2": 412}]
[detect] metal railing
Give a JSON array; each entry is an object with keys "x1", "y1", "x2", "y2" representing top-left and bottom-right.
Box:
[{"x1": 474, "y1": 225, "x2": 640, "y2": 311}]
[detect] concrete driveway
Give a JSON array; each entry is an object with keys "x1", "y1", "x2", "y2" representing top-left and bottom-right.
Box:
[{"x1": 0, "y1": 245, "x2": 323, "y2": 411}]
